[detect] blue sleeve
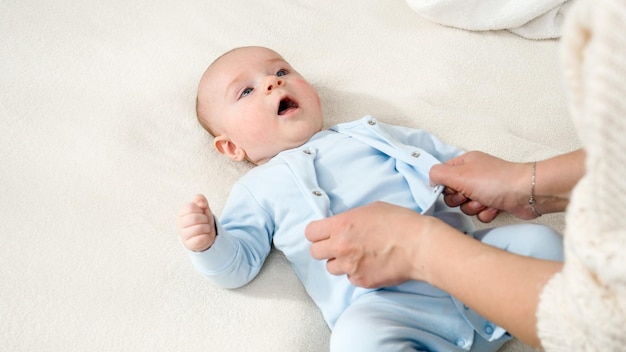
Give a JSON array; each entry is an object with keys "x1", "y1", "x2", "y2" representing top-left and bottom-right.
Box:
[{"x1": 188, "y1": 183, "x2": 274, "y2": 289}]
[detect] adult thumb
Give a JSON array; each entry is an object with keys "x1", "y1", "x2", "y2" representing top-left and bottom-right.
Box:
[{"x1": 429, "y1": 163, "x2": 459, "y2": 189}]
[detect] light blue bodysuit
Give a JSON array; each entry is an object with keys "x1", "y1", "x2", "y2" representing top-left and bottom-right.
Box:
[{"x1": 189, "y1": 116, "x2": 563, "y2": 351}]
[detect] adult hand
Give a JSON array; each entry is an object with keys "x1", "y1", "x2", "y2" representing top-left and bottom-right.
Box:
[
  {"x1": 430, "y1": 151, "x2": 537, "y2": 222},
  {"x1": 305, "y1": 201, "x2": 450, "y2": 288}
]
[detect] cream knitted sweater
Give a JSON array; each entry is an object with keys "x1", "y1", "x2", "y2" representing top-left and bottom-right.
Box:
[{"x1": 536, "y1": 0, "x2": 626, "y2": 350}]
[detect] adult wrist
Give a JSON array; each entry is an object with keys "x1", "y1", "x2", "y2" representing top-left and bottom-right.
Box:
[
  {"x1": 525, "y1": 160, "x2": 570, "y2": 216},
  {"x1": 408, "y1": 215, "x2": 438, "y2": 284},
  {"x1": 528, "y1": 161, "x2": 542, "y2": 217},
  {"x1": 412, "y1": 216, "x2": 463, "y2": 286}
]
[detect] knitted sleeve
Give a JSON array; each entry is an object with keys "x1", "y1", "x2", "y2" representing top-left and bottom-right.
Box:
[{"x1": 536, "y1": 0, "x2": 626, "y2": 350}]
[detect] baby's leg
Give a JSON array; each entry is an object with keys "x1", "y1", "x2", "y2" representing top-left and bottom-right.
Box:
[
  {"x1": 330, "y1": 290, "x2": 507, "y2": 352},
  {"x1": 473, "y1": 223, "x2": 563, "y2": 261}
]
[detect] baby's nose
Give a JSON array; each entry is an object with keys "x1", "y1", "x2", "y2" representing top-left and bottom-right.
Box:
[{"x1": 265, "y1": 76, "x2": 284, "y2": 94}]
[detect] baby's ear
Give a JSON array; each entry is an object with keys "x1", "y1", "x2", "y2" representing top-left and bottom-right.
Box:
[{"x1": 213, "y1": 135, "x2": 246, "y2": 162}]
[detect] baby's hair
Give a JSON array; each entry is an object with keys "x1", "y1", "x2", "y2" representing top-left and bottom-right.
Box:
[
  {"x1": 195, "y1": 47, "x2": 249, "y2": 137},
  {"x1": 195, "y1": 95, "x2": 216, "y2": 137}
]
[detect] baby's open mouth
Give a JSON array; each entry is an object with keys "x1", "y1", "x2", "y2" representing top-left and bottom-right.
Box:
[{"x1": 278, "y1": 97, "x2": 298, "y2": 115}]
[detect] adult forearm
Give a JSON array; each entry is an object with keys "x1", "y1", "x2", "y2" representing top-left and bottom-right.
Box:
[{"x1": 417, "y1": 222, "x2": 562, "y2": 349}]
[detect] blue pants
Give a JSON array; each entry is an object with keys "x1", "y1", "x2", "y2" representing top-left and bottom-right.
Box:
[{"x1": 330, "y1": 223, "x2": 564, "y2": 352}]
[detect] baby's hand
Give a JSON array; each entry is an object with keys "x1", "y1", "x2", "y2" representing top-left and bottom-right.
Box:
[{"x1": 176, "y1": 194, "x2": 216, "y2": 252}]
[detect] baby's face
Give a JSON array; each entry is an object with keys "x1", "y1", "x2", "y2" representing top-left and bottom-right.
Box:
[{"x1": 199, "y1": 47, "x2": 323, "y2": 165}]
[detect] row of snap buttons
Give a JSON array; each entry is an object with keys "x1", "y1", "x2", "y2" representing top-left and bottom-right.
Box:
[{"x1": 367, "y1": 119, "x2": 422, "y2": 159}]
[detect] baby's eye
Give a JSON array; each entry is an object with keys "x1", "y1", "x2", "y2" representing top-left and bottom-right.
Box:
[
  {"x1": 240, "y1": 87, "x2": 253, "y2": 98},
  {"x1": 276, "y1": 69, "x2": 288, "y2": 77}
]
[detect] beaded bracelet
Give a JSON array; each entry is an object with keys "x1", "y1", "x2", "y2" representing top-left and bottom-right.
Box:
[{"x1": 528, "y1": 161, "x2": 541, "y2": 217}]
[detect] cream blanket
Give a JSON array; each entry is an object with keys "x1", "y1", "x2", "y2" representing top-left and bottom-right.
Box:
[{"x1": 1, "y1": 1, "x2": 579, "y2": 351}]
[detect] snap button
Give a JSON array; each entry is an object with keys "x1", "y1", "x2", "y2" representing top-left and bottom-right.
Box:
[
  {"x1": 454, "y1": 338, "x2": 465, "y2": 347},
  {"x1": 411, "y1": 151, "x2": 420, "y2": 158},
  {"x1": 303, "y1": 150, "x2": 311, "y2": 154},
  {"x1": 312, "y1": 191, "x2": 322, "y2": 197},
  {"x1": 484, "y1": 323, "x2": 495, "y2": 335},
  {"x1": 367, "y1": 119, "x2": 376, "y2": 126}
]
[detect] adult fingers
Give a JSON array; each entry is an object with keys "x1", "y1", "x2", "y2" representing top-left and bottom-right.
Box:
[
  {"x1": 459, "y1": 200, "x2": 486, "y2": 216},
  {"x1": 442, "y1": 192, "x2": 468, "y2": 207},
  {"x1": 476, "y1": 207, "x2": 500, "y2": 223},
  {"x1": 324, "y1": 258, "x2": 349, "y2": 276},
  {"x1": 308, "y1": 236, "x2": 335, "y2": 260},
  {"x1": 305, "y1": 218, "x2": 331, "y2": 243}
]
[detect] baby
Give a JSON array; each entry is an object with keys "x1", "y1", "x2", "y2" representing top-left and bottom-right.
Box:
[{"x1": 177, "y1": 46, "x2": 564, "y2": 351}]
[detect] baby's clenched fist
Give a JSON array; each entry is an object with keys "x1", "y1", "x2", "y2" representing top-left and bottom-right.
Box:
[{"x1": 176, "y1": 194, "x2": 216, "y2": 252}]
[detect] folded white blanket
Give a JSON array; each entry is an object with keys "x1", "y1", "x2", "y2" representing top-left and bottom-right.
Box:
[{"x1": 406, "y1": 0, "x2": 574, "y2": 39}]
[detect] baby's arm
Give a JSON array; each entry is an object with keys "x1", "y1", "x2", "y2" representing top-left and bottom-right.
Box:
[
  {"x1": 179, "y1": 184, "x2": 274, "y2": 289},
  {"x1": 176, "y1": 194, "x2": 216, "y2": 252}
]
